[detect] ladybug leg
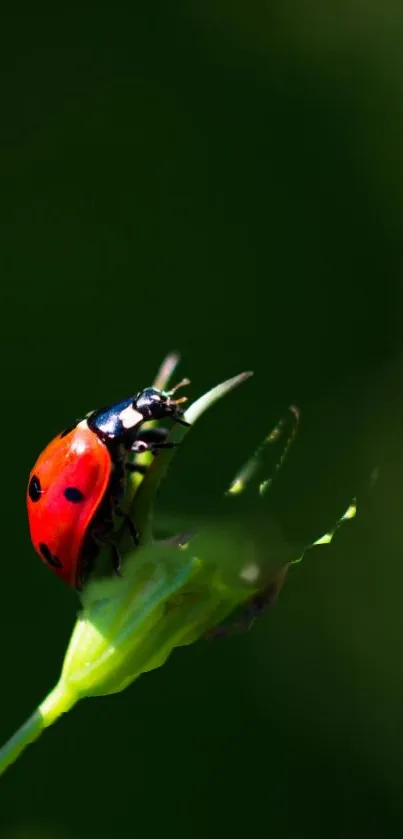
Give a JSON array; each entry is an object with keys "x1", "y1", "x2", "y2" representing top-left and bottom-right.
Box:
[
  {"x1": 91, "y1": 530, "x2": 122, "y2": 577},
  {"x1": 110, "y1": 541, "x2": 122, "y2": 576},
  {"x1": 131, "y1": 439, "x2": 178, "y2": 455},
  {"x1": 125, "y1": 462, "x2": 147, "y2": 475},
  {"x1": 150, "y1": 441, "x2": 178, "y2": 452},
  {"x1": 131, "y1": 426, "x2": 179, "y2": 455},
  {"x1": 205, "y1": 582, "x2": 279, "y2": 640},
  {"x1": 114, "y1": 504, "x2": 140, "y2": 546},
  {"x1": 137, "y1": 427, "x2": 170, "y2": 445},
  {"x1": 125, "y1": 430, "x2": 177, "y2": 471},
  {"x1": 127, "y1": 431, "x2": 165, "y2": 466},
  {"x1": 108, "y1": 461, "x2": 140, "y2": 548}
]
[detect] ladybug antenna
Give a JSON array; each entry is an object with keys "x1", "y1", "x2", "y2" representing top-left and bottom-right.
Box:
[
  {"x1": 166, "y1": 377, "x2": 190, "y2": 401},
  {"x1": 166, "y1": 378, "x2": 191, "y2": 425}
]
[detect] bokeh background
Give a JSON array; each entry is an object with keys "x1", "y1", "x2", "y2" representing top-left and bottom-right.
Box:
[{"x1": 1, "y1": 2, "x2": 403, "y2": 836}]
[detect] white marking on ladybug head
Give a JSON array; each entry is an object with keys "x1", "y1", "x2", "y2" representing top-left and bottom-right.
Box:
[
  {"x1": 119, "y1": 405, "x2": 144, "y2": 430},
  {"x1": 239, "y1": 563, "x2": 260, "y2": 583}
]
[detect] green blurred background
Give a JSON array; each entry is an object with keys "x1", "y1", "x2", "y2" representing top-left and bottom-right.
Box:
[{"x1": 1, "y1": 2, "x2": 403, "y2": 836}]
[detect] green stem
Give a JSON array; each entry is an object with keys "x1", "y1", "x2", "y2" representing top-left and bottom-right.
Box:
[
  {"x1": 0, "y1": 365, "x2": 254, "y2": 778},
  {"x1": 0, "y1": 682, "x2": 76, "y2": 777}
]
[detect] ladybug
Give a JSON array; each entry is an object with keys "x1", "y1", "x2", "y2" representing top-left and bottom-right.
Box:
[{"x1": 27, "y1": 381, "x2": 189, "y2": 590}]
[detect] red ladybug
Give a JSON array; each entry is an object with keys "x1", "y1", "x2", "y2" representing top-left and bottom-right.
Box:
[{"x1": 27, "y1": 383, "x2": 188, "y2": 589}]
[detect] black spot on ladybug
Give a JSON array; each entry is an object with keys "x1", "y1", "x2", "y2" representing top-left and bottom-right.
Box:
[
  {"x1": 60, "y1": 424, "x2": 76, "y2": 438},
  {"x1": 39, "y1": 542, "x2": 62, "y2": 569},
  {"x1": 64, "y1": 487, "x2": 85, "y2": 503},
  {"x1": 28, "y1": 475, "x2": 42, "y2": 502}
]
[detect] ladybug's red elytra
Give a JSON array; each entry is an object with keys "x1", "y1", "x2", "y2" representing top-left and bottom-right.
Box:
[{"x1": 27, "y1": 383, "x2": 189, "y2": 590}]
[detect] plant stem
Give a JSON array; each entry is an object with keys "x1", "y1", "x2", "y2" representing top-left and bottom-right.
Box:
[
  {"x1": 0, "y1": 682, "x2": 76, "y2": 777},
  {"x1": 0, "y1": 365, "x2": 254, "y2": 778}
]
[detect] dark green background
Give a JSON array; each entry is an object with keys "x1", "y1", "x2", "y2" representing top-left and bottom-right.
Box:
[{"x1": 1, "y1": 3, "x2": 403, "y2": 837}]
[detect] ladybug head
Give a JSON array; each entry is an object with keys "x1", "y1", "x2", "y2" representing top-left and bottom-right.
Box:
[{"x1": 134, "y1": 380, "x2": 190, "y2": 426}]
